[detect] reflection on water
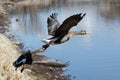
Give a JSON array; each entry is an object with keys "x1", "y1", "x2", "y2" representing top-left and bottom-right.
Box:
[{"x1": 10, "y1": 0, "x2": 120, "y2": 80}]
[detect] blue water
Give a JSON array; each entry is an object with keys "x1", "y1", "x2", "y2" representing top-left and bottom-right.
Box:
[{"x1": 10, "y1": 0, "x2": 120, "y2": 80}]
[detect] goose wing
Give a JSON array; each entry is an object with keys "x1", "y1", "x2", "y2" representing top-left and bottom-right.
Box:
[
  {"x1": 54, "y1": 13, "x2": 86, "y2": 37},
  {"x1": 47, "y1": 13, "x2": 60, "y2": 36},
  {"x1": 33, "y1": 55, "x2": 66, "y2": 67}
]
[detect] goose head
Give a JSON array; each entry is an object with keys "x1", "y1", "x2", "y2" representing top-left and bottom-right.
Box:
[
  {"x1": 79, "y1": 30, "x2": 87, "y2": 35},
  {"x1": 68, "y1": 30, "x2": 87, "y2": 36}
]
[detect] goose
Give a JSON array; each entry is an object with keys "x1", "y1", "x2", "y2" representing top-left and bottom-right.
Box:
[
  {"x1": 13, "y1": 50, "x2": 33, "y2": 72},
  {"x1": 40, "y1": 13, "x2": 87, "y2": 51},
  {"x1": 13, "y1": 50, "x2": 66, "y2": 72}
]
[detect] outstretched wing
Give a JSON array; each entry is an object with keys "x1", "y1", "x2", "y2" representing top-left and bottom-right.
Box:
[
  {"x1": 32, "y1": 55, "x2": 66, "y2": 67},
  {"x1": 54, "y1": 13, "x2": 86, "y2": 37},
  {"x1": 47, "y1": 13, "x2": 60, "y2": 36}
]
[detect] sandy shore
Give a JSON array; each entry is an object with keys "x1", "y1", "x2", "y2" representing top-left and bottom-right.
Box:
[{"x1": 0, "y1": 32, "x2": 68, "y2": 80}]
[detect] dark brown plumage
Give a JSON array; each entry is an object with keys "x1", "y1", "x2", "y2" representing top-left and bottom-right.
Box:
[
  {"x1": 41, "y1": 13, "x2": 86, "y2": 51},
  {"x1": 54, "y1": 13, "x2": 86, "y2": 37}
]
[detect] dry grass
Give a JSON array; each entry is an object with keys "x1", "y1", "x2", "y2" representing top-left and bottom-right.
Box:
[
  {"x1": 16, "y1": 0, "x2": 51, "y2": 6},
  {"x1": 0, "y1": 34, "x2": 47, "y2": 80}
]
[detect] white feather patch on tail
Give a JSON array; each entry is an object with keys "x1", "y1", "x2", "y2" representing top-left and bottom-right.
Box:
[{"x1": 41, "y1": 39, "x2": 52, "y2": 43}]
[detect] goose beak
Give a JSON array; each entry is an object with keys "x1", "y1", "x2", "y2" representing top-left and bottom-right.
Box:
[{"x1": 80, "y1": 30, "x2": 87, "y2": 35}]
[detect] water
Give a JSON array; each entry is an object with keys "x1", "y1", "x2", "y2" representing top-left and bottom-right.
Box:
[{"x1": 10, "y1": 0, "x2": 120, "y2": 80}]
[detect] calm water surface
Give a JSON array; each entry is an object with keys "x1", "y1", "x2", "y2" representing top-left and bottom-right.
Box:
[{"x1": 10, "y1": 0, "x2": 120, "y2": 80}]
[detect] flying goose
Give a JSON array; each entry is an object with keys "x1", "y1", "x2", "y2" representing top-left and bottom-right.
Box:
[{"x1": 41, "y1": 13, "x2": 87, "y2": 51}]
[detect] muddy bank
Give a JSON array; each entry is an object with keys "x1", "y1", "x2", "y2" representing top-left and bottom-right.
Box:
[
  {"x1": 0, "y1": 2, "x2": 9, "y2": 33},
  {"x1": 0, "y1": 1, "x2": 23, "y2": 52},
  {"x1": 0, "y1": 33, "x2": 68, "y2": 80},
  {"x1": 0, "y1": 33, "x2": 38, "y2": 80},
  {"x1": 0, "y1": 33, "x2": 57, "y2": 80}
]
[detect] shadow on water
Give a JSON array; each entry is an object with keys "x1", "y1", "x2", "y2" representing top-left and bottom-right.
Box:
[{"x1": 10, "y1": 0, "x2": 120, "y2": 80}]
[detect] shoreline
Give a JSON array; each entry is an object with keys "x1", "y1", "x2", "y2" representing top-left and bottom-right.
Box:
[{"x1": 0, "y1": 1, "x2": 70, "y2": 80}]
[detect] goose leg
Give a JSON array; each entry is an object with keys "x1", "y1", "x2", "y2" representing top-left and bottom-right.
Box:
[
  {"x1": 15, "y1": 67, "x2": 17, "y2": 71},
  {"x1": 40, "y1": 41, "x2": 52, "y2": 52},
  {"x1": 21, "y1": 64, "x2": 25, "y2": 73}
]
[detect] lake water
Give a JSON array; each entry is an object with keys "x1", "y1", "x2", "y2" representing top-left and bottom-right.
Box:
[{"x1": 10, "y1": 0, "x2": 120, "y2": 80}]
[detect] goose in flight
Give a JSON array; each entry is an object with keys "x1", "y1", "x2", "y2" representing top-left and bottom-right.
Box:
[{"x1": 41, "y1": 13, "x2": 87, "y2": 51}]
